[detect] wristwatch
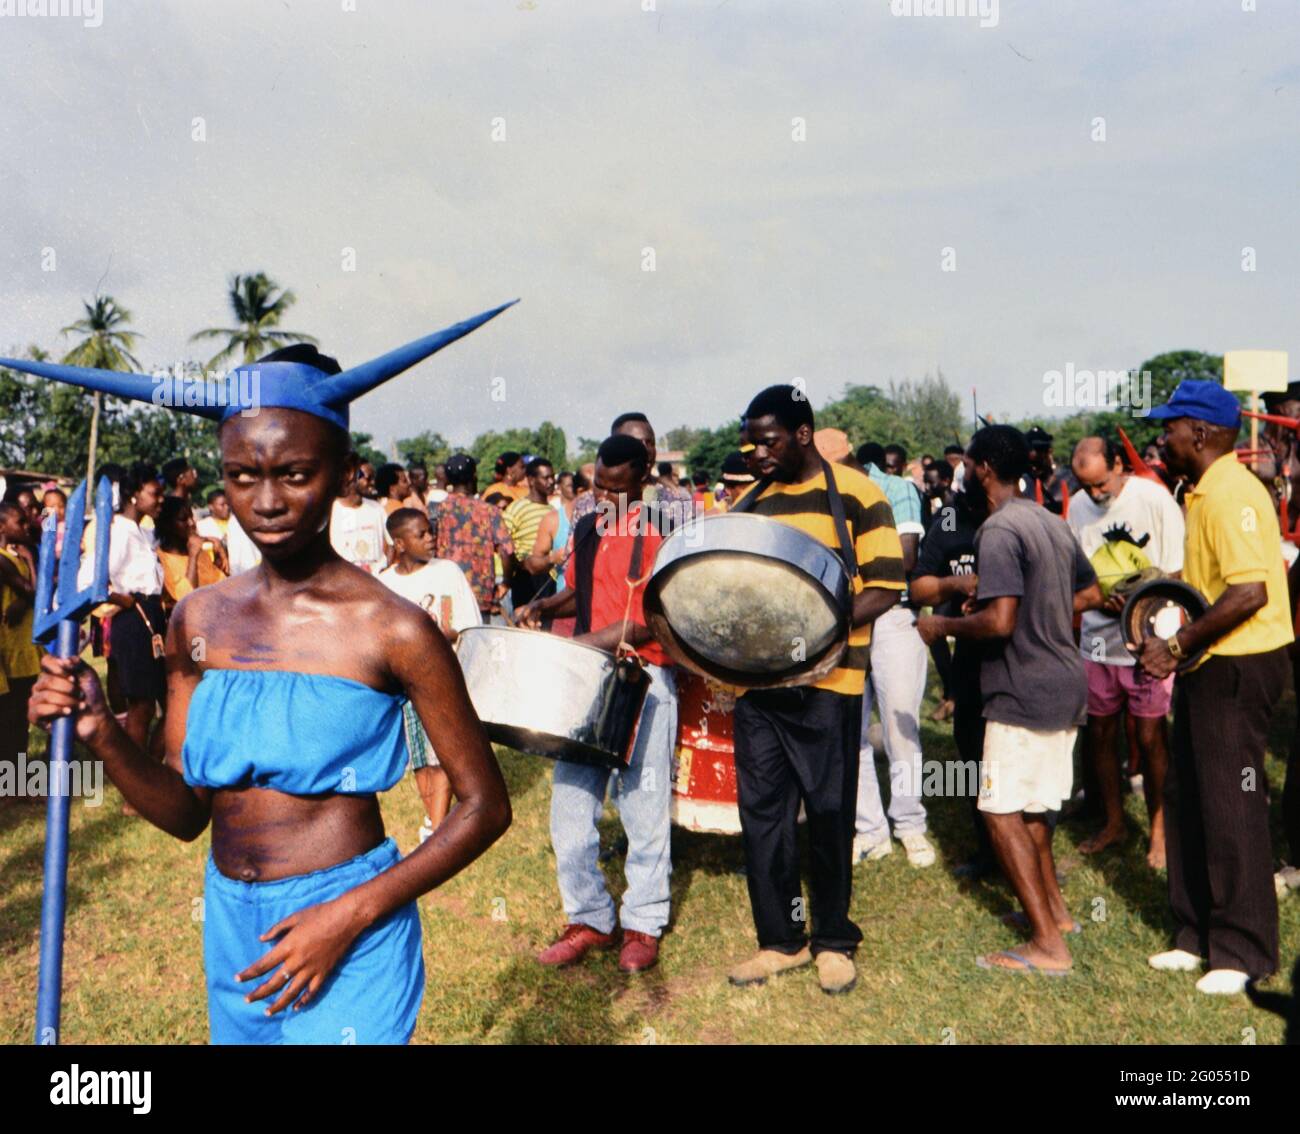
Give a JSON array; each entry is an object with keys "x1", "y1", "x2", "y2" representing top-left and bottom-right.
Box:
[{"x1": 1165, "y1": 632, "x2": 1184, "y2": 660}]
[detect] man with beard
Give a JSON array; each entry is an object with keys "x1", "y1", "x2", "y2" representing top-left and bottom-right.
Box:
[
  {"x1": 1068, "y1": 436, "x2": 1185, "y2": 867},
  {"x1": 918, "y1": 426, "x2": 1101, "y2": 975},
  {"x1": 1141, "y1": 381, "x2": 1293, "y2": 995},
  {"x1": 726, "y1": 386, "x2": 905, "y2": 995}
]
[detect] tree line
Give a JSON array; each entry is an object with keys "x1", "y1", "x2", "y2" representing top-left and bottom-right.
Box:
[{"x1": 0, "y1": 275, "x2": 1221, "y2": 493}]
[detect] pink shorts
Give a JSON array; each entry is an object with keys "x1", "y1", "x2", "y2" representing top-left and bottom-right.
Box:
[{"x1": 1084, "y1": 658, "x2": 1173, "y2": 719}]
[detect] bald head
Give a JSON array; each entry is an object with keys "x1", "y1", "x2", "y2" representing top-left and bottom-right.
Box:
[{"x1": 1072, "y1": 436, "x2": 1126, "y2": 507}]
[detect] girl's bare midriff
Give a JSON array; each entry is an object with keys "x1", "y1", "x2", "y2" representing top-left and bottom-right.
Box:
[{"x1": 210, "y1": 788, "x2": 385, "y2": 882}]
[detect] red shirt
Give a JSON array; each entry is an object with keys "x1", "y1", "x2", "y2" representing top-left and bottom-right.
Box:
[{"x1": 564, "y1": 508, "x2": 668, "y2": 667}]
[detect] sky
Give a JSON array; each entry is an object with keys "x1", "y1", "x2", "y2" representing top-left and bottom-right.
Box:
[{"x1": 2, "y1": 0, "x2": 1298, "y2": 454}]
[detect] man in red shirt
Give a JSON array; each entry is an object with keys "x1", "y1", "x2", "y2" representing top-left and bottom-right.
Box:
[{"x1": 517, "y1": 434, "x2": 677, "y2": 974}]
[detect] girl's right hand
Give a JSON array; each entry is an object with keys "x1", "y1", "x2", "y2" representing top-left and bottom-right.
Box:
[{"x1": 27, "y1": 654, "x2": 115, "y2": 745}]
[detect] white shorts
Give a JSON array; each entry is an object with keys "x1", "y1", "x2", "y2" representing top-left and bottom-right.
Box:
[{"x1": 977, "y1": 720, "x2": 1077, "y2": 815}]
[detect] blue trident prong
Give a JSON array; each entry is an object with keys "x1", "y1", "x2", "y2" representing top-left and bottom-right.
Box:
[{"x1": 33, "y1": 475, "x2": 112, "y2": 1045}]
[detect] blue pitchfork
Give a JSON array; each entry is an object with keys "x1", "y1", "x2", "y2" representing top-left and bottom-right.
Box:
[{"x1": 31, "y1": 476, "x2": 111, "y2": 1044}]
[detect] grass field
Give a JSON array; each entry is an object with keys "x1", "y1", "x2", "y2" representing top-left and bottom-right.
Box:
[{"x1": 1, "y1": 669, "x2": 1296, "y2": 1045}]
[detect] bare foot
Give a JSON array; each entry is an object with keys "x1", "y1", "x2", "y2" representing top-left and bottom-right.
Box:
[
  {"x1": 929, "y1": 698, "x2": 955, "y2": 722},
  {"x1": 978, "y1": 941, "x2": 1072, "y2": 974},
  {"x1": 1078, "y1": 825, "x2": 1126, "y2": 854}
]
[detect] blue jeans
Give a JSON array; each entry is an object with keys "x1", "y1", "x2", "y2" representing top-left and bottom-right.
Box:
[{"x1": 549, "y1": 663, "x2": 677, "y2": 937}]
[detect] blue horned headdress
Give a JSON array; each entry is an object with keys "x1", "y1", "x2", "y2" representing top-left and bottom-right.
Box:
[{"x1": 0, "y1": 299, "x2": 518, "y2": 430}]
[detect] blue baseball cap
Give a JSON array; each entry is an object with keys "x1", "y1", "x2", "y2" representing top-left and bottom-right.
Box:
[{"x1": 1146, "y1": 379, "x2": 1241, "y2": 429}]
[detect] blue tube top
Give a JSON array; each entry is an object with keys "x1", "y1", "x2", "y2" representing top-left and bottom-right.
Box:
[{"x1": 182, "y1": 669, "x2": 408, "y2": 796}]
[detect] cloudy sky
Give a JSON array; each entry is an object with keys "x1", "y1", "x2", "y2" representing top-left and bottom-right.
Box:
[{"x1": 3, "y1": 0, "x2": 1298, "y2": 453}]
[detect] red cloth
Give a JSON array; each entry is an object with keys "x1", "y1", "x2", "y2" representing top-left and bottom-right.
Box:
[{"x1": 564, "y1": 510, "x2": 668, "y2": 667}]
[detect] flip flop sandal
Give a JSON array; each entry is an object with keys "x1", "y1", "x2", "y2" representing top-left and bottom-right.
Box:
[
  {"x1": 1000, "y1": 911, "x2": 1082, "y2": 935},
  {"x1": 976, "y1": 950, "x2": 1072, "y2": 977}
]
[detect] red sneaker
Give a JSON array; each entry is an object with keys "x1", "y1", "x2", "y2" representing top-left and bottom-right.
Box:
[
  {"x1": 537, "y1": 923, "x2": 620, "y2": 968},
  {"x1": 618, "y1": 930, "x2": 660, "y2": 973}
]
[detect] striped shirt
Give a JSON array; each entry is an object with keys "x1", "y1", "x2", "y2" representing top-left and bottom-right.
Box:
[
  {"x1": 503, "y1": 497, "x2": 556, "y2": 568},
  {"x1": 739, "y1": 463, "x2": 906, "y2": 696}
]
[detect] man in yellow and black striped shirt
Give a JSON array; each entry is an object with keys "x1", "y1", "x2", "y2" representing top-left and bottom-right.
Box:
[{"x1": 726, "y1": 384, "x2": 904, "y2": 997}]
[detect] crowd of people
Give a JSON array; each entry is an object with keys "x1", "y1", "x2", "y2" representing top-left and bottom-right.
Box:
[{"x1": 7, "y1": 355, "x2": 1300, "y2": 1039}]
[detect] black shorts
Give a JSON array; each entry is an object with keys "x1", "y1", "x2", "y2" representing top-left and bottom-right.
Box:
[{"x1": 110, "y1": 594, "x2": 168, "y2": 704}]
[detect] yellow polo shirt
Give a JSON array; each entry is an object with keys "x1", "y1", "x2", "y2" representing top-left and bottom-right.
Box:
[{"x1": 1183, "y1": 451, "x2": 1293, "y2": 657}]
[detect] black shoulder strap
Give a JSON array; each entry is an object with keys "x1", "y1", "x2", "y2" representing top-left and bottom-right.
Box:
[
  {"x1": 820, "y1": 458, "x2": 858, "y2": 582},
  {"x1": 628, "y1": 505, "x2": 650, "y2": 580},
  {"x1": 571, "y1": 511, "x2": 600, "y2": 635},
  {"x1": 728, "y1": 476, "x2": 772, "y2": 514}
]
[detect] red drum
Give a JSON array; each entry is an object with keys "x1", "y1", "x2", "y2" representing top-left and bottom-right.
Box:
[{"x1": 671, "y1": 671, "x2": 742, "y2": 835}]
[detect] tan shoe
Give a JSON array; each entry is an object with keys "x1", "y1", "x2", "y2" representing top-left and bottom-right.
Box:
[
  {"x1": 815, "y1": 951, "x2": 857, "y2": 995},
  {"x1": 727, "y1": 946, "x2": 812, "y2": 986}
]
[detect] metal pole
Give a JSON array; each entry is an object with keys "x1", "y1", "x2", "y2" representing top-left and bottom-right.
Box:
[
  {"x1": 85, "y1": 391, "x2": 101, "y2": 489},
  {"x1": 35, "y1": 617, "x2": 80, "y2": 1044}
]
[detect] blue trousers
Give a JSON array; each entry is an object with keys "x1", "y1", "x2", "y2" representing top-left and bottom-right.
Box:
[
  {"x1": 203, "y1": 838, "x2": 424, "y2": 1044},
  {"x1": 549, "y1": 663, "x2": 677, "y2": 937}
]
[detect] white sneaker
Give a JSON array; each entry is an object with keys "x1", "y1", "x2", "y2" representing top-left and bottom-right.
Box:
[
  {"x1": 853, "y1": 835, "x2": 892, "y2": 863},
  {"x1": 899, "y1": 832, "x2": 936, "y2": 868},
  {"x1": 418, "y1": 817, "x2": 434, "y2": 845},
  {"x1": 1195, "y1": 968, "x2": 1249, "y2": 996},
  {"x1": 1275, "y1": 865, "x2": 1300, "y2": 897},
  {"x1": 1148, "y1": 948, "x2": 1202, "y2": 972}
]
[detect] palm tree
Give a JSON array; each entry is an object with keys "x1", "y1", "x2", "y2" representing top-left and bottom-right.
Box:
[
  {"x1": 62, "y1": 294, "x2": 144, "y2": 485},
  {"x1": 189, "y1": 272, "x2": 318, "y2": 370}
]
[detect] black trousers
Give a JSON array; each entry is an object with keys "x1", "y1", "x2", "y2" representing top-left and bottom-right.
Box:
[
  {"x1": 930, "y1": 637, "x2": 954, "y2": 701},
  {"x1": 1287, "y1": 656, "x2": 1300, "y2": 866},
  {"x1": 952, "y1": 694, "x2": 991, "y2": 862},
  {"x1": 1166, "y1": 648, "x2": 1287, "y2": 978},
  {"x1": 733, "y1": 686, "x2": 863, "y2": 957}
]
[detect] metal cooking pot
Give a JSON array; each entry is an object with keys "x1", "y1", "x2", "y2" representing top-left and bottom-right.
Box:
[
  {"x1": 644, "y1": 512, "x2": 852, "y2": 688},
  {"x1": 456, "y1": 625, "x2": 649, "y2": 766}
]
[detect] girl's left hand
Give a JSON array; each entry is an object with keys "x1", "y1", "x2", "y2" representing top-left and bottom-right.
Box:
[{"x1": 236, "y1": 897, "x2": 366, "y2": 1016}]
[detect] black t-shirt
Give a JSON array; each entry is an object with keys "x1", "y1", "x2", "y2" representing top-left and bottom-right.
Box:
[
  {"x1": 913, "y1": 509, "x2": 982, "y2": 704},
  {"x1": 914, "y1": 510, "x2": 977, "y2": 617}
]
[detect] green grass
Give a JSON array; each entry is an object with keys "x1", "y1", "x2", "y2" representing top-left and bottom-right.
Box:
[{"x1": 1, "y1": 671, "x2": 1296, "y2": 1045}]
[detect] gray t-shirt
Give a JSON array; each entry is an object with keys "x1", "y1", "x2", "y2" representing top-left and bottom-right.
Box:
[{"x1": 975, "y1": 496, "x2": 1096, "y2": 731}]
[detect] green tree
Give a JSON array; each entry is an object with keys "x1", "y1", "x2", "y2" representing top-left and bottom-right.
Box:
[
  {"x1": 468, "y1": 424, "x2": 568, "y2": 490},
  {"x1": 60, "y1": 294, "x2": 145, "y2": 482},
  {"x1": 189, "y1": 272, "x2": 318, "y2": 370},
  {"x1": 661, "y1": 425, "x2": 709, "y2": 454},
  {"x1": 349, "y1": 432, "x2": 387, "y2": 467},
  {"x1": 687, "y1": 419, "x2": 745, "y2": 481},
  {"x1": 817, "y1": 385, "x2": 906, "y2": 451},
  {"x1": 572, "y1": 436, "x2": 601, "y2": 467},
  {"x1": 397, "y1": 430, "x2": 451, "y2": 467},
  {"x1": 1013, "y1": 350, "x2": 1225, "y2": 460}
]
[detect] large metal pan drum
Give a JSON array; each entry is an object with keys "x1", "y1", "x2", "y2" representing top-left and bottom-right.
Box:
[
  {"x1": 456, "y1": 625, "x2": 649, "y2": 767},
  {"x1": 644, "y1": 512, "x2": 851, "y2": 689}
]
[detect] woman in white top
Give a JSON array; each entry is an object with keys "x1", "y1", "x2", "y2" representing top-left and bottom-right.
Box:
[{"x1": 80, "y1": 465, "x2": 167, "y2": 757}]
